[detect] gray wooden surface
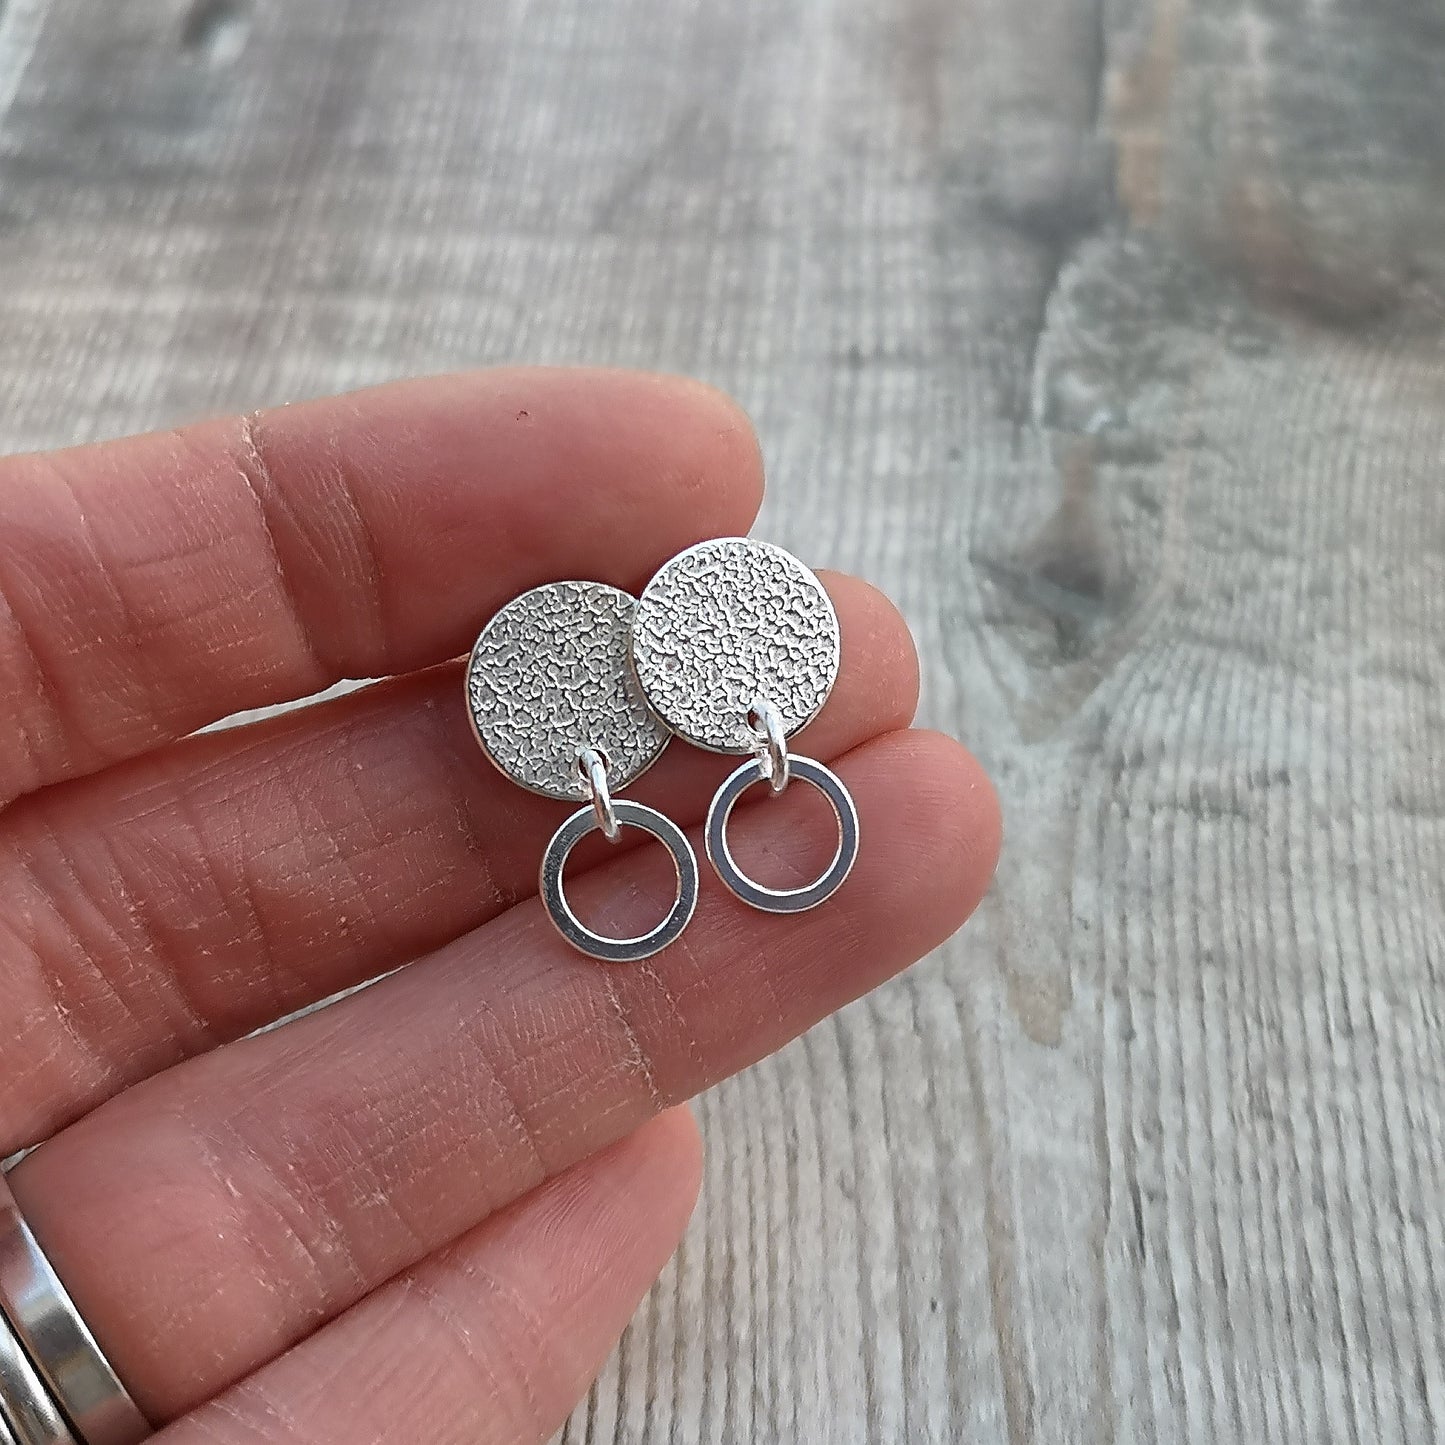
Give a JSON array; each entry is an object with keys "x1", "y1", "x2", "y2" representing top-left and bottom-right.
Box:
[{"x1": 3, "y1": 0, "x2": 1444, "y2": 1440}]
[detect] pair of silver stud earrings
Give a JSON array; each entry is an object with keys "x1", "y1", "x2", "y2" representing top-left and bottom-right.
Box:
[{"x1": 465, "y1": 537, "x2": 859, "y2": 962}]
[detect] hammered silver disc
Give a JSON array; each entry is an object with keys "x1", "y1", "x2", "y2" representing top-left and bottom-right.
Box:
[
  {"x1": 466, "y1": 581, "x2": 671, "y2": 801},
  {"x1": 631, "y1": 537, "x2": 841, "y2": 753}
]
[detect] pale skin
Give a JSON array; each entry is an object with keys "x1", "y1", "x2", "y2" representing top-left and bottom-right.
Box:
[{"x1": 0, "y1": 369, "x2": 1002, "y2": 1444}]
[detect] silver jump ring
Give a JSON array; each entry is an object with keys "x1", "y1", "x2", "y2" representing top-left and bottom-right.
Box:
[
  {"x1": 706, "y1": 754, "x2": 859, "y2": 913},
  {"x1": 0, "y1": 1318, "x2": 69, "y2": 1445},
  {"x1": 577, "y1": 747, "x2": 620, "y2": 841},
  {"x1": 0, "y1": 1174, "x2": 150, "y2": 1445},
  {"x1": 540, "y1": 800, "x2": 699, "y2": 962},
  {"x1": 748, "y1": 698, "x2": 790, "y2": 795}
]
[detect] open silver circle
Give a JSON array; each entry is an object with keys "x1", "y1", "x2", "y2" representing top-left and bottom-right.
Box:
[
  {"x1": 540, "y1": 799, "x2": 699, "y2": 962},
  {"x1": 706, "y1": 754, "x2": 859, "y2": 913}
]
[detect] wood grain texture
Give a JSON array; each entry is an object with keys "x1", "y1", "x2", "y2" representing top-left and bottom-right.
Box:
[{"x1": 3, "y1": 0, "x2": 1444, "y2": 1440}]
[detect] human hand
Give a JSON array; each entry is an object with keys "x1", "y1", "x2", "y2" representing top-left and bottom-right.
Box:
[{"x1": 0, "y1": 369, "x2": 1000, "y2": 1444}]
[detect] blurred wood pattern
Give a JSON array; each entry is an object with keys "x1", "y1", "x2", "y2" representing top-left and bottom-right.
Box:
[{"x1": 3, "y1": 0, "x2": 1444, "y2": 1440}]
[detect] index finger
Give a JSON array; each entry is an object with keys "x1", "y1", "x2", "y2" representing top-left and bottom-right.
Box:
[{"x1": 0, "y1": 368, "x2": 763, "y2": 804}]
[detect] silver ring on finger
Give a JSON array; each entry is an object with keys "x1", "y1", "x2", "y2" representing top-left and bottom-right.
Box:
[{"x1": 0, "y1": 1172, "x2": 152, "y2": 1444}]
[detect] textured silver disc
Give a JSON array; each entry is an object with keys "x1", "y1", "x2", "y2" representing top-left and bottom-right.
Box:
[
  {"x1": 466, "y1": 581, "x2": 670, "y2": 801},
  {"x1": 631, "y1": 538, "x2": 841, "y2": 753}
]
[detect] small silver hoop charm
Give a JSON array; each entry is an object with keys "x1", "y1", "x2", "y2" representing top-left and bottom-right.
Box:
[
  {"x1": 541, "y1": 800, "x2": 700, "y2": 962},
  {"x1": 706, "y1": 754, "x2": 858, "y2": 913}
]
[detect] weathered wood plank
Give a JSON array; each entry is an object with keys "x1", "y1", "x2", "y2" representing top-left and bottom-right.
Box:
[{"x1": 2, "y1": 0, "x2": 1443, "y2": 1440}]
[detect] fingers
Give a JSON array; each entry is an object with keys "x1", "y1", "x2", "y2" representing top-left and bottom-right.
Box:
[
  {"x1": 0, "y1": 368, "x2": 762, "y2": 803},
  {"x1": 0, "y1": 574, "x2": 916, "y2": 1150},
  {"x1": 161, "y1": 1110, "x2": 703, "y2": 1445},
  {"x1": 8, "y1": 729, "x2": 1001, "y2": 1420}
]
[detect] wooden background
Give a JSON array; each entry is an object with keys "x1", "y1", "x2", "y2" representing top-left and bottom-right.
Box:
[{"x1": 3, "y1": 0, "x2": 1444, "y2": 1440}]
